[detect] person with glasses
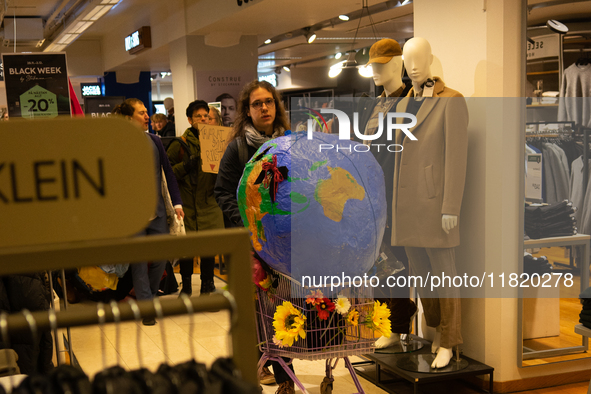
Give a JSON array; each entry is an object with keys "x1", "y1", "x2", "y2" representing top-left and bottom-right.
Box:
[
  {"x1": 214, "y1": 81, "x2": 295, "y2": 394},
  {"x1": 167, "y1": 100, "x2": 224, "y2": 296}
]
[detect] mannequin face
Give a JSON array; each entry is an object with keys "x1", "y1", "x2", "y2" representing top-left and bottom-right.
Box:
[
  {"x1": 371, "y1": 57, "x2": 402, "y2": 87},
  {"x1": 403, "y1": 38, "x2": 433, "y2": 85}
]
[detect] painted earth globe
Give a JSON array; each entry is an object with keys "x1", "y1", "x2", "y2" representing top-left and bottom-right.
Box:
[{"x1": 237, "y1": 131, "x2": 386, "y2": 279}]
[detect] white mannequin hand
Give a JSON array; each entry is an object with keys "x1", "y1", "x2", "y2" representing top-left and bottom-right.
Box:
[{"x1": 441, "y1": 215, "x2": 457, "y2": 234}]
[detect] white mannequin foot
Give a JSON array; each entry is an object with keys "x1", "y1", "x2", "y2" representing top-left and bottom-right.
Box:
[
  {"x1": 375, "y1": 333, "x2": 400, "y2": 349},
  {"x1": 431, "y1": 347, "x2": 453, "y2": 368},
  {"x1": 431, "y1": 330, "x2": 441, "y2": 353}
]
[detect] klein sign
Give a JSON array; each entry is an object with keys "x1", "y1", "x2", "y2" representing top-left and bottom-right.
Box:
[{"x1": 0, "y1": 117, "x2": 157, "y2": 248}]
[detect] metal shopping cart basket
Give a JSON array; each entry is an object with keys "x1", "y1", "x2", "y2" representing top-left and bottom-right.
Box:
[{"x1": 255, "y1": 269, "x2": 377, "y2": 394}]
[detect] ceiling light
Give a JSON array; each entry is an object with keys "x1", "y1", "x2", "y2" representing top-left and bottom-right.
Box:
[
  {"x1": 275, "y1": 67, "x2": 282, "y2": 75},
  {"x1": 83, "y1": 5, "x2": 113, "y2": 21},
  {"x1": 264, "y1": 39, "x2": 272, "y2": 44},
  {"x1": 546, "y1": 19, "x2": 568, "y2": 34},
  {"x1": 304, "y1": 28, "x2": 316, "y2": 44},
  {"x1": 57, "y1": 34, "x2": 77, "y2": 45},
  {"x1": 358, "y1": 64, "x2": 373, "y2": 78},
  {"x1": 335, "y1": 52, "x2": 342, "y2": 59},
  {"x1": 100, "y1": 0, "x2": 120, "y2": 3},
  {"x1": 339, "y1": 15, "x2": 349, "y2": 21},
  {"x1": 329, "y1": 68, "x2": 342, "y2": 78},
  {"x1": 67, "y1": 21, "x2": 93, "y2": 34},
  {"x1": 401, "y1": 0, "x2": 411, "y2": 5},
  {"x1": 283, "y1": 65, "x2": 291, "y2": 72}
]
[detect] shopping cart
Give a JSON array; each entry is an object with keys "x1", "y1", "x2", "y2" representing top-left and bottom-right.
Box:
[{"x1": 256, "y1": 269, "x2": 377, "y2": 394}]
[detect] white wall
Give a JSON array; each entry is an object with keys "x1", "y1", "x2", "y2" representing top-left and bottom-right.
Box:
[{"x1": 415, "y1": 0, "x2": 591, "y2": 385}]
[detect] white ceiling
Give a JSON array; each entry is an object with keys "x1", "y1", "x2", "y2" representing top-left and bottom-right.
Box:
[{"x1": 1, "y1": 0, "x2": 590, "y2": 76}]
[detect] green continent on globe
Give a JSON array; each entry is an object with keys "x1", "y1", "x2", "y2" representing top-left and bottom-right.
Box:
[{"x1": 314, "y1": 166, "x2": 365, "y2": 222}]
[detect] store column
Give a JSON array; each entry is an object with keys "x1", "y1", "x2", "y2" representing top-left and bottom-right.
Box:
[
  {"x1": 169, "y1": 35, "x2": 258, "y2": 136},
  {"x1": 411, "y1": 0, "x2": 536, "y2": 388}
]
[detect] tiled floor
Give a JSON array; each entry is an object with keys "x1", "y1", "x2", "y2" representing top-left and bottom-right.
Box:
[
  {"x1": 66, "y1": 273, "x2": 591, "y2": 394},
  {"x1": 67, "y1": 273, "x2": 387, "y2": 394}
]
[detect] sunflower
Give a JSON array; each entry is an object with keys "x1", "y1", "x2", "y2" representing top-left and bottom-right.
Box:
[
  {"x1": 347, "y1": 310, "x2": 359, "y2": 326},
  {"x1": 259, "y1": 276, "x2": 273, "y2": 291},
  {"x1": 273, "y1": 301, "x2": 307, "y2": 347},
  {"x1": 334, "y1": 295, "x2": 351, "y2": 316},
  {"x1": 367, "y1": 300, "x2": 392, "y2": 338}
]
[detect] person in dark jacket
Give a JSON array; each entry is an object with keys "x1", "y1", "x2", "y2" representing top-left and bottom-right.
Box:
[
  {"x1": 167, "y1": 100, "x2": 225, "y2": 296},
  {"x1": 214, "y1": 80, "x2": 295, "y2": 394},
  {"x1": 113, "y1": 99, "x2": 184, "y2": 325},
  {"x1": 151, "y1": 113, "x2": 176, "y2": 137},
  {"x1": 0, "y1": 273, "x2": 53, "y2": 374}
]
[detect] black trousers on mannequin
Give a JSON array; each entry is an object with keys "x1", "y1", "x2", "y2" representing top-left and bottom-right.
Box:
[{"x1": 179, "y1": 257, "x2": 215, "y2": 282}]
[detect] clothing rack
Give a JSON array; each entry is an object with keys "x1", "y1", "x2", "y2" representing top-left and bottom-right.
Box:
[{"x1": 0, "y1": 229, "x2": 258, "y2": 385}]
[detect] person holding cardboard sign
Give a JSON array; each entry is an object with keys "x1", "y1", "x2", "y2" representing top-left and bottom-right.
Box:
[{"x1": 167, "y1": 100, "x2": 225, "y2": 296}]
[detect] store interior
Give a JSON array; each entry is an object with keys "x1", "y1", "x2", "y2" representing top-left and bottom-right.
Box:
[{"x1": 1, "y1": 0, "x2": 591, "y2": 393}]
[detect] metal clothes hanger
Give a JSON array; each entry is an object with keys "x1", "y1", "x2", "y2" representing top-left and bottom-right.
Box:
[
  {"x1": 152, "y1": 297, "x2": 169, "y2": 365},
  {"x1": 127, "y1": 300, "x2": 144, "y2": 370},
  {"x1": 179, "y1": 294, "x2": 196, "y2": 360},
  {"x1": 96, "y1": 303, "x2": 108, "y2": 370},
  {"x1": 109, "y1": 301, "x2": 121, "y2": 366}
]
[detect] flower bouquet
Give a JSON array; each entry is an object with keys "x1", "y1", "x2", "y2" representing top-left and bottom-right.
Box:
[{"x1": 271, "y1": 289, "x2": 392, "y2": 352}]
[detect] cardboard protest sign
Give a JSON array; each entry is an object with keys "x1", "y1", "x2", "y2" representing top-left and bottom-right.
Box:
[{"x1": 199, "y1": 124, "x2": 232, "y2": 174}]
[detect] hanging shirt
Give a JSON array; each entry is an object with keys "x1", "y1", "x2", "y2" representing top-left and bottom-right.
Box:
[{"x1": 558, "y1": 63, "x2": 591, "y2": 128}]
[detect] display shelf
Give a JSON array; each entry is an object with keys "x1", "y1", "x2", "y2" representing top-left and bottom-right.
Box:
[
  {"x1": 574, "y1": 325, "x2": 591, "y2": 394},
  {"x1": 521, "y1": 234, "x2": 590, "y2": 361},
  {"x1": 527, "y1": 70, "x2": 559, "y2": 75},
  {"x1": 353, "y1": 336, "x2": 494, "y2": 394}
]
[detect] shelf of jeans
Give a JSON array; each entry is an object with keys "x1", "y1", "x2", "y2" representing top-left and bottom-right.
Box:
[
  {"x1": 521, "y1": 234, "x2": 590, "y2": 361},
  {"x1": 574, "y1": 325, "x2": 591, "y2": 394}
]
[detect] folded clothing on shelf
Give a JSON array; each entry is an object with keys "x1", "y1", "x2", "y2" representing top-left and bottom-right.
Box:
[
  {"x1": 523, "y1": 254, "x2": 553, "y2": 275},
  {"x1": 579, "y1": 286, "x2": 591, "y2": 329},
  {"x1": 525, "y1": 200, "x2": 577, "y2": 239}
]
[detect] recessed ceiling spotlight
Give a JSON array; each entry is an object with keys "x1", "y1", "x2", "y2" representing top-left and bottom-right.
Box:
[
  {"x1": 264, "y1": 39, "x2": 272, "y2": 44},
  {"x1": 339, "y1": 15, "x2": 349, "y2": 21}
]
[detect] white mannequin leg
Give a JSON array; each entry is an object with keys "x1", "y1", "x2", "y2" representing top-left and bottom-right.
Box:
[
  {"x1": 375, "y1": 333, "x2": 400, "y2": 349},
  {"x1": 431, "y1": 347, "x2": 453, "y2": 368},
  {"x1": 431, "y1": 326, "x2": 441, "y2": 353}
]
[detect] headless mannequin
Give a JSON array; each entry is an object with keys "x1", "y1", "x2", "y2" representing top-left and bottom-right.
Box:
[
  {"x1": 371, "y1": 55, "x2": 406, "y2": 349},
  {"x1": 404, "y1": 39, "x2": 458, "y2": 237},
  {"x1": 402, "y1": 37, "x2": 461, "y2": 368}
]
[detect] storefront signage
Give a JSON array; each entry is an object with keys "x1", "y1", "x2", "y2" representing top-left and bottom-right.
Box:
[
  {"x1": 81, "y1": 83, "x2": 102, "y2": 97},
  {"x1": 84, "y1": 96, "x2": 124, "y2": 117},
  {"x1": 526, "y1": 34, "x2": 559, "y2": 60},
  {"x1": 0, "y1": 117, "x2": 157, "y2": 248},
  {"x1": 198, "y1": 124, "x2": 232, "y2": 174},
  {"x1": 125, "y1": 26, "x2": 151, "y2": 55},
  {"x1": 526, "y1": 154, "x2": 543, "y2": 201},
  {"x1": 1, "y1": 53, "x2": 70, "y2": 119}
]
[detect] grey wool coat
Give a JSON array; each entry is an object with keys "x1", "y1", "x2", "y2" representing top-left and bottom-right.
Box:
[{"x1": 391, "y1": 77, "x2": 469, "y2": 248}]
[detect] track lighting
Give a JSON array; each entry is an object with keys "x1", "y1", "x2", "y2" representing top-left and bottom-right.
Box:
[
  {"x1": 283, "y1": 65, "x2": 291, "y2": 72},
  {"x1": 305, "y1": 29, "x2": 316, "y2": 44}
]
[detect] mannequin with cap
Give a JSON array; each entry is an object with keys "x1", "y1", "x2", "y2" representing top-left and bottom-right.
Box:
[
  {"x1": 391, "y1": 37, "x2": 469, "y2": 369},
  {"x1": 361, "y1": 38, "x2": 417, "y2": 351}
]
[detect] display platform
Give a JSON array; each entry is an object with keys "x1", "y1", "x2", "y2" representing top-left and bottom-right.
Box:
[
  {"x1": 375, "y1": 334, "x2": 425, "y2": 354},
  {"x1": 353, "y1": 337, "x2": 494, "y2": 394}
]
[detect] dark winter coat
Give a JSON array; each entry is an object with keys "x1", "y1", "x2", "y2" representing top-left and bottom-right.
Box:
[
  {"x1": 0, "y1": 273, "x2": 53, "y2": 374},
  {"x1": 214, "y1": 138, "x2": 258, "y2": 227}
]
